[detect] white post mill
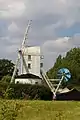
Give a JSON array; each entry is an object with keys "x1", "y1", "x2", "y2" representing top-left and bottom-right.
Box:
[
  {"x1": 11, "y1": 20, "x2": 43, "y2": 84},
  {"x1": 11, "y1": 20, "x2": 71, "y2": 99}
]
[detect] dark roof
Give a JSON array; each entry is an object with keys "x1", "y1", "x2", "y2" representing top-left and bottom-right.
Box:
[
  {"x1": 56, "y1": 89, "x2": 80, "y2": 100},
  {"x1": 16, "y1": 73, "x2": 41, "y2": 79}
]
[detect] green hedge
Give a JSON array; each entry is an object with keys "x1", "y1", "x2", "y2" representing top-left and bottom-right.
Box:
[
  {"x1": 0, "y1": 83, "x2": 53, "y2": 100},
  {"x1": 0, "y1": 82, "x2": 8, "y2": 98}
]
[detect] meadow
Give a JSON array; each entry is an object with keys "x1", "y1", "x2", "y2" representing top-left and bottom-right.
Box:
[{"x1": 0, "y1": 100, "x2": 80, "y2": 120}]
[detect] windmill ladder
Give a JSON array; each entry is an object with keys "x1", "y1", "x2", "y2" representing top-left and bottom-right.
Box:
[{"x1": 40, "y1": 68, "x2": 55, "y2": 94}]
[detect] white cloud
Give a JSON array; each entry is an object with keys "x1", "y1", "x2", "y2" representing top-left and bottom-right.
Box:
[
  {"x1": 27, "y1": 0, "x2": 80, "y2": 27},
  {"x1": 8, "y1": 22, "x2": 19, "y2": 33},
  {"x1": 0, "y1": 0, "x2": 80, "y2": 30},
  {"x1": 1, "y1": 0, "x2": 80, "y2": 70},
  {"x1": 0, "y1": 0, "x2": 80, "y2": 23},
  {"x1": 0, "y1": 36, "x2": 20, "y2": 60},
  {"x1": 43, "y1": 35, "x2": 80, "y2": 55},
  {"x1": 43, "y1": 37, "x2": 70, "y2": 53},
  {"x1": 0, "y1": 0, "x2": 26, "y2": 18},
  {"x1": 42, "y1": 35, "x2": 80, "y2": 70}
]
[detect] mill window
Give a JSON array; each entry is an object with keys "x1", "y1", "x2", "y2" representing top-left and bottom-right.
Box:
[
  {"x1": 28, "y1": 63, "x2": 31, "y2": 69},
  {"x1": 40, "y1": 63, "x2": 43, "y2": 68},
  {"x1": 28, "y1": 55, "x2": 31, "y2": 61}
]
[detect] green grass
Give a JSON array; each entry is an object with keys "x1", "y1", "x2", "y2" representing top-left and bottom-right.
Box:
[{"x1": 0, "y1": 100, "x2": 80, "y2": 120}]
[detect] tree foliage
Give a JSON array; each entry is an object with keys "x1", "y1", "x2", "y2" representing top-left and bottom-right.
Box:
[
  {"x1": 1, "y1": 75, "x2": 11, "y2": 83},
  {"x1": 0, "y1": 59, "x2": 14, "y2": 80},
  {"x1": 47, "y1": 47, "x2": 80, "y2": 87}
]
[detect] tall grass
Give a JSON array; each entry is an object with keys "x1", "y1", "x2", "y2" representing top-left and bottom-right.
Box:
[{"x1": 0, "y1": 100, "x2": 80, "y2": 120}]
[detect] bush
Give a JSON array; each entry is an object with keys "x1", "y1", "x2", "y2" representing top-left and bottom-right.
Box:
[
  {"x1": 4, "y1": 88, "x2": 15, "y2": 99},
  {"x1": 0, "y1": 82, "x2": 9, "y2": 98},
  {"x1": 1, "y1": 75, "x2": 11, "y2": 83},
  {"x1": 6, "y1": 84, "x2": 53, "y2": 100}
]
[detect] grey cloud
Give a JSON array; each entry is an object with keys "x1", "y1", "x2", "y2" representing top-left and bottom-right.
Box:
[{"x1": 1, "y1": 0, "x2": 80, "y2": 70}]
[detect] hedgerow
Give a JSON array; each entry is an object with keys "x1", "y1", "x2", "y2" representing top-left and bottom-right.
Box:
[{"x1": 0, "y1": 83, "x2": 53, "y2": 100}]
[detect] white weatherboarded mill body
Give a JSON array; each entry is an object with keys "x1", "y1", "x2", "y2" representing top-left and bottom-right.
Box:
[
  {"x1": 15, "y1": 46, "x2": 43, "y2": 84},
  {"x1": 21, "y1": 46, "x2": 42, "y2": 77}
]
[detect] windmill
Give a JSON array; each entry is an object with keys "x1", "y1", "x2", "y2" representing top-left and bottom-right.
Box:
[
  {"x1": 11, "y1": 20, "x2": 32, "y2": 83},
  {"x1": 10, "y1": 21, "x2": 71, "y2": 99}
]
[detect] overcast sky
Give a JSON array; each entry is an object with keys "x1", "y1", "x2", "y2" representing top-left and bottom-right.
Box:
[{"x1": 0, "y1": 0, "x2": 80, "y2": 71}]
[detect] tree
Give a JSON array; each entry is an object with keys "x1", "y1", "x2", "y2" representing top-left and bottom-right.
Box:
[
  {"x1": 1, "y1": 75, "x2": 11, "y2": 83},
  {"x1": 0, "y1": 59, "x2": 14, "y2": 80},
  {"x1": 47, "y1": 55, "x2": 62, "y2": 79},
  {"x1": 47, "y1": 47, "x2": 80, "y2": 87}
]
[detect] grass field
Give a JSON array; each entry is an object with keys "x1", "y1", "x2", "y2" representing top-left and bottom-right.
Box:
[{"x1": 0, "y1": 100, "x2": 80, "y2": 120}]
